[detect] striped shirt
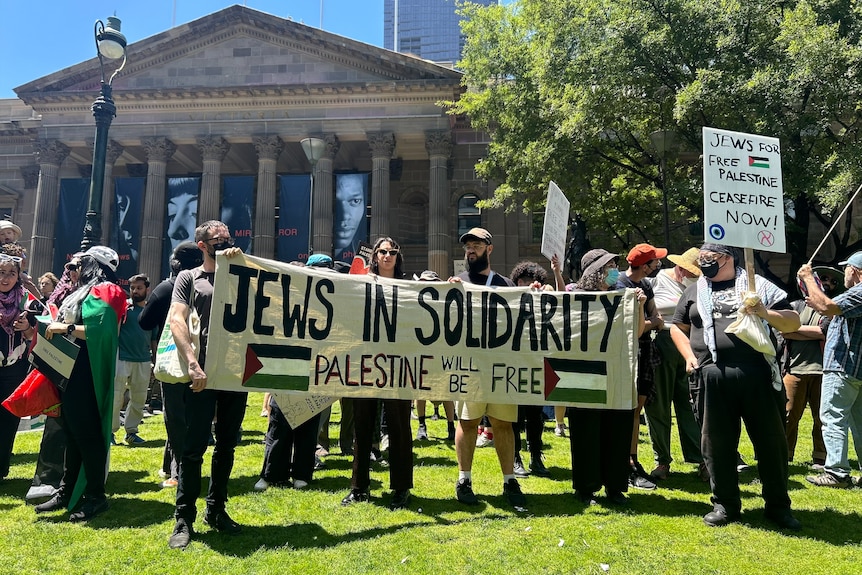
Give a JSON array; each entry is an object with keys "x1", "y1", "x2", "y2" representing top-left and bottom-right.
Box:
[{"x1": 823, "y1": 283, "x2": 862, "y2": 378}]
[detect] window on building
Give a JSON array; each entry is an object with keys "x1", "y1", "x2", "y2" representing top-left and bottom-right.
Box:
[
  {"x1": 400, "y1": 37, "x2": 422, "y2": 55},
  {"x1": 532, "y1": 211, "x2": 543, "y2": 243},
  {"x1": 458, "y1": 193, "x2": 481, "y2": 236}
]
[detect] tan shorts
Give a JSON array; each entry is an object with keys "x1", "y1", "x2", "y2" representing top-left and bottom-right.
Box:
[{"x1": 456, "y1": 402, "x2": 518, "y2": 423}]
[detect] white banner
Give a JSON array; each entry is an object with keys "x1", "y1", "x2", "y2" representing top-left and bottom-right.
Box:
[
  {"x1": 702, "y1": 127, "x2": 785, "y2": 252},
  {"x1": 541, "y1": 181, "x2": 571, "y2": 262},
  {"x1": 205, "y1": 254, "x2": 639, "y2": 410}
]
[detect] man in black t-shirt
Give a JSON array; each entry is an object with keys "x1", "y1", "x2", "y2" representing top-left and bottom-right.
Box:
[
  {"x1": 617, "y1": 243, "x2": 666, "y2": 490},
  {"x1": 670, "y1": 243, "x2": 801, "y2": 530}
]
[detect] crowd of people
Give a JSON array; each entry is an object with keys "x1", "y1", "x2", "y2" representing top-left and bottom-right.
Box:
[{"x1": 3, "y1": 217, "x2": 862, "y2": 549}]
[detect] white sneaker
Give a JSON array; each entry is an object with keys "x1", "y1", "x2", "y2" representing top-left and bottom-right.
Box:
[
  {"x1": 554, "y1": 423, "x2": 567, "y2": 437},
  {"x1": 293, "y1": 479, "x2": 308, "y2": 489},
  {"x1": 476, "y1": 433, "x2": 494, "y2": 448},
  {"x1": 253, "y1": 478, "x2": 270, "y2": 492}
]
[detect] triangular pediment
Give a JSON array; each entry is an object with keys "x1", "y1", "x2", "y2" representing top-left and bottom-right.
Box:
[{"x1": 15, "y1": 4, "x2": 461, "y2": 101}]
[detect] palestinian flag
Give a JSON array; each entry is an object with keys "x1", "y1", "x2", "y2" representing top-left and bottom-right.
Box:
[
  {"x1": 748, "y1": 156, "x2": 770, "y2": 169},
  {"x1": 67, "y1": 282, "x2": 126, "y2": 509}
]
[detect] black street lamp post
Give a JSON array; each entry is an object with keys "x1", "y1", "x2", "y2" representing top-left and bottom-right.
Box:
[{"x1": 82, "y1": 17, "x2": 127, "y2": 250}]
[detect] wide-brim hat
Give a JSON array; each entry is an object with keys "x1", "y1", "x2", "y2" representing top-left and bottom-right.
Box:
[
  {"x1": 581, "y1": 248, "x2": 618, "y2": 278},
  {"x1": 667, "y1": 247, "x2": 702, "y2": 276},
  {"x1": 0, "y1": 220, "x2": 21, "y2": 241},
  {"x1": 812, "y1": 266, "x2": 847, "y2": 296}
]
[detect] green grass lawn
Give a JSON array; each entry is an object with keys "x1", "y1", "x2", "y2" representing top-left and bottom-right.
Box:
[{"x1": 2, "y1": 397, "x2": 860, "y2": 575}]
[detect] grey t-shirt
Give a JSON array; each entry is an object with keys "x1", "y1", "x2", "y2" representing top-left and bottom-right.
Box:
[{"x1": 171, "y1": 266, "x2": 214, "y2": 369}]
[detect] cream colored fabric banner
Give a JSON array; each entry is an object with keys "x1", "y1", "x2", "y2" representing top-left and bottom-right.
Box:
[{"x1": 206, "y1": 253, "x2": 639, "y2": 410}]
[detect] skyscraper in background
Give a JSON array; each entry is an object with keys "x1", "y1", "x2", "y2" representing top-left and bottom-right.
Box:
[{"x1": 384, "y1": 0, "x2": 498, "y2": 64}]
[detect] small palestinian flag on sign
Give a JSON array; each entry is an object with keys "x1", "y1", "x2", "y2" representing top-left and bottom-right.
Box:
[{"x1": 748, "y1": 156, "x2": 770, "y2": 169}]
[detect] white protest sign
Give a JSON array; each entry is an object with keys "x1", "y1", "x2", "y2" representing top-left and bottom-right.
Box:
[
  {"x1": 702, "y1": 127, "x2": 785, "y2": 252},
  {"x1": 204, "y1": 253, "x2": 640, "y2": 410},
  {"x1": 271, "y1": 392, "x2": 335, "y2": 428},
  {"x1": 541, "y1": 181, "x2": 571, "y2": 261}
]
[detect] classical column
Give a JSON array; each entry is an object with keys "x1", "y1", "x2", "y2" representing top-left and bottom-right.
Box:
[
  {"x1": 30, "y1": 140, "x2": 70, "y2": 275},
  {"x1": 252, "y1": 135, "x2": 283, "y2": 259},
  {"x1": 139, "y1": 137, "x2": 176, "y2": 284},
  {"x1": 425, "y1": 130, "x2": 452, "y2": 277},
  {"x1": 312, "y1": 134, "x2": 340, "y2": 254},
  {"x1": 367, "y1": 132, "x2": 395, "y2": 239},
  {"x1": 100, "y1": 140, "x2": 124, "y2": 246},
  {"x1": 198, "y1": 136, "x2": 231, "y2": 222}
]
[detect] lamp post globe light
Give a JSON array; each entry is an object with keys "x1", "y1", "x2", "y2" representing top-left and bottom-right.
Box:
[
  {"x1": 300, "y1": 137, "x2": 326, "y2": 258},
  {"x1": 82, "y1": 16, "x2": 127, "y2": 250}
]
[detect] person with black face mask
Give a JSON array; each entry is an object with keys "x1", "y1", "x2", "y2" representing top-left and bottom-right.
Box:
[
  {"x1": 166, "y1": 220, "x2": 245, "y2": 550},
  {"x1": 670, "y1": 242, "x2": 802, "y2": 530}
]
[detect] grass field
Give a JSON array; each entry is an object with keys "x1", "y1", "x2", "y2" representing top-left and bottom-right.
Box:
[{"x1": 2, "y1": 397, "x2": 860, "y2": 575}]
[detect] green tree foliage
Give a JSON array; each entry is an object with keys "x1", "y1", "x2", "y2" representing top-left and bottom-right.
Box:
[{"x1": 450, "y1": 0, "x2": 862, "y2": 280}]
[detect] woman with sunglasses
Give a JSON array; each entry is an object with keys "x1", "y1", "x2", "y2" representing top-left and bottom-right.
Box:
[
  {"x1": 0, "y1": 246, "x2": 36, "y2": 480},
  {"x1": 341, "y1": 237, "x2": 414, "y2": 510},
  {"x1": 33, "y1": 246, "x2": 125, "y2": 522}
]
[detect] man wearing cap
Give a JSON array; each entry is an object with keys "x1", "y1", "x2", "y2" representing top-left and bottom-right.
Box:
[
  {"x1": 166, "y1": 221, "x2": 245, "y2": 549},
  {"x1": 450, "y1": 227, "x2": 527, "y2": 508},
  {"x1": 671, "y1": 243, "x2": 801, "y2": 529},
  {"x1": 616, "y1": 243, "x2": 666, "y2": 490},
  {"x1": 644, "y1": 248, "x2": 705, "y2": 481},
  {"x1": 798, "y1": 253, "x2": 862, "y2": 488}
]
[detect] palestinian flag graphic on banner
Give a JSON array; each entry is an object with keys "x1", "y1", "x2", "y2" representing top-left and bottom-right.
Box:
[{"x1": 748, "y1": 156, "x2": 770, "y2": 169}]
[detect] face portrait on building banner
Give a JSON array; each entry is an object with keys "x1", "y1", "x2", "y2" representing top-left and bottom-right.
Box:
[
  {"x1": 333, "y1": 173, "x2": 369, "y2": 264},
  {"x1": 113, "y1": 177, "x2": 145, "y2": 284},
  {"x1": 205, "y1": 253, "x2": 639, "y2": 411},
  {"x1": 53, "y1": 179, "x2": 89, "y2": 276},
  {"x1": 163, "y1": 177, "x2": 201, "y2": 277},
  {"x1": 221, "y1": 176, "x2": 255, "y2": 254}
]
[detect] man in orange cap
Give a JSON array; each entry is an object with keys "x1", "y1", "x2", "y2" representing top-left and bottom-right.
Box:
[{"x1": 616, "y1": 243, "x2": 667, "y2": 490}]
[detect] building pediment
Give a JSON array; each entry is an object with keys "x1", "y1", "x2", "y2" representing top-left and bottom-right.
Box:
[{"x1": 15, "y1": 4, "x2": 462, "y2": 105}]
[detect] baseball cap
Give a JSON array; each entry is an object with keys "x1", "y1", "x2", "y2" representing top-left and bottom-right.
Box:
[
  {"x1": 459, "y1": 227, "x2": 492, "y2": 245},
  {"x1": 838, "y1": 252, "x2": 862, "y2": 269},
  {"x1": 172, "y1": 242, "x2": 203, "y2": 270},
  {"x1": 627, "y1": 243, "x2": 668, "y2": 267},
  {"x1": 414, "y1": 270, "x2": 442, "y2": 281},
  {"x1": 306, "y1": 253, "x2": 334, "y2": 268}
]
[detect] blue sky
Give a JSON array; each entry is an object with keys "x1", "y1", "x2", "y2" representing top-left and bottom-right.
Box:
[{"x1": 0, "y1": 1, "x2": 385, "y2": 98}]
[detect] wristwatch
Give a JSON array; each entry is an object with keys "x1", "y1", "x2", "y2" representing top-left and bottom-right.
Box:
[{"x1": 66, "y1": 324, "x2": 76, "y2": 336}]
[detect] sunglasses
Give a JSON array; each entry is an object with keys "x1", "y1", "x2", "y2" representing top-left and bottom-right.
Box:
[
  {"x1": 377, "y1": 249, "x2": 399, "y2": 257},
  {"x1": 65, "y1": 262, "x2": 79, "y2": 271},
  {"x1": 206, "y1": 236, "x2": 235, "y2": 246},
  {"x1": 0, "y1": 254, "x2": 23, "y2": 263}
]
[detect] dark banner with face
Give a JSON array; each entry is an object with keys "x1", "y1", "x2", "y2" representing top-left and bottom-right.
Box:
[
  {"x1": 163, "y1": 177, "x2": 201, "y2": 279},
  {"x1": 333, "y1": 173, "x2": 369, "y2": 264},
  {"x1": 53, "y1": 179, "x2": 89, "y2": 276},
  {"x1": 112, "y1": 177, "x2": 145, "y2": 286},
  {"x1": 276, "y1": 174, "x2": 311, "y2": 263},
  {"x1": 221, "y1": 176, "x2": 255, "y2": 254}
]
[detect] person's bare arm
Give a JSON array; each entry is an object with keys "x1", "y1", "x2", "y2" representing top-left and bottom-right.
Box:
[
  {"x1": 798, "y1": 264, "x2": 841, "y2": 316},
  {"x1": 781, "y1": 325, "x2": 825, "y2": 341},
  {"x1": 670, "y1": 323, "x2": 698, "y2": 374},
  {"x1": 168, "y1": 300, "x2": 207, "y2": 392}
]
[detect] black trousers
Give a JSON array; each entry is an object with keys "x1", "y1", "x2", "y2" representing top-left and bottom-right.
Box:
[
  {"x1": 30, "y1": 415, "x2": 66, "y2": 489},
  {"x1": 0, "y1": 361, "x2": 27, "y2": 478},
  {"x1": 568, "y1": 407, "x2": 633, "y2": 495},
  {"x1": 514, "y1": 404, "x2": 544, "y2": 457},
  {"x1": 172, "y1": 387, "x2": 247, "y2": 521},
  {"x1": 58, "y1": 352, "x2": 108, "y2": 500},
  {"x1": 696, "y1": 363, "x2": 790, "y2": 514},
  {"x1": 261, "y1": 396, "x2": 322, "y2": 483},
  {"x1": 351, "y1": 398, "x2": 413, "y2": 491}
]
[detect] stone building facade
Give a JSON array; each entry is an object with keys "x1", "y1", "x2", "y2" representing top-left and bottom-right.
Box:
[{"x1": 0, "y1": 6, "x2": 540, "y2": 284}]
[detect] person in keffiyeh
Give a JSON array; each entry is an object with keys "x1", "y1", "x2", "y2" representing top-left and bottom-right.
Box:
[
  {"x1": 33, "y1": 246, "x2": 125, "y2": 522},
  {"x1": 670, "y1": 243, "x2": 802, "y2": 531}
]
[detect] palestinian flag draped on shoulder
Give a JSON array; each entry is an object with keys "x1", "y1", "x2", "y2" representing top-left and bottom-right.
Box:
[{"x1": 67, "y1": 282, "x2": 126, "y2": 508}]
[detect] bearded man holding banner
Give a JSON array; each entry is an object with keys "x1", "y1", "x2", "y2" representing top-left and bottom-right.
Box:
[{"x1": 670, "y1": 243, "x2": 801, "y2": 530}]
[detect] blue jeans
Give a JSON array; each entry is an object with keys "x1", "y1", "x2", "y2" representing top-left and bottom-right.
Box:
[{"x1": 821, "y1": 371, "x2": 862, "y2": 479}]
